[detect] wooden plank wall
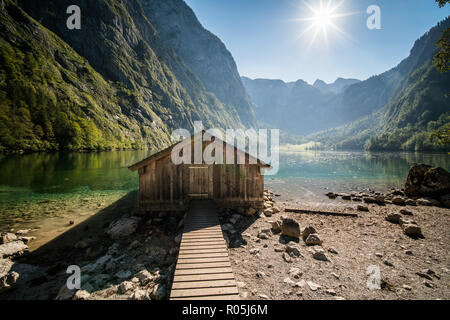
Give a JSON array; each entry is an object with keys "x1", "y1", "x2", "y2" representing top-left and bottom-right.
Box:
[{"x1": 139, "y1": 140, "x2": 264, "y2": 209}]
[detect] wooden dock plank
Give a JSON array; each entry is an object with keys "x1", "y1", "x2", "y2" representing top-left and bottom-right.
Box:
[
  {"x1": 176, "y1": 262, "x2": 231, "y2": 269},
  {"x1": 173, "y1": 273, "x2": 235, "y2": 282},
  {"x1": 177, "y1": 248, "x2": 227, "y2": 254},
  {"x1": 170, "y1": 200, "x2": 239, "y2": 300},
  {"x1": 170, "y1": 287, "x2": 239, "y2": 298},
  {"x1": 172, "y1": 280, "x2": 237, "y2": 290}
]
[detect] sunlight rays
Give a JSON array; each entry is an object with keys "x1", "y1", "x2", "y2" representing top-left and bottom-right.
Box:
[{"x1": 293, "y1": 0, "x2": 358, "y2": 51}]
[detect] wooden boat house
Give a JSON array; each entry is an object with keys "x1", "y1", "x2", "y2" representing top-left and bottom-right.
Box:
[{"x1": 128, "y1": 131, "x2": 270, "y2": 213}]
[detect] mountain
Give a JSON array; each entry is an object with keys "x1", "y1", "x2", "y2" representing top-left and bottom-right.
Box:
[
  {"x1": 311, "y1": 17, "x2": 450, "y2": 151},
  {"x1": 139, "y1": 0, "x2": 255, "y2": 126},
  {"x1": 313, "y1": 78, "x2": 360, "y2": 94},
  {"x1": 244, "y1": 16, "x2": 450, "y2": 151},
  {"x1": 241, "y1": 77, "x2": 355, "y2": 135},
  {"x1": 0, "y1": 0, "x2": 255, "y2": 152}
]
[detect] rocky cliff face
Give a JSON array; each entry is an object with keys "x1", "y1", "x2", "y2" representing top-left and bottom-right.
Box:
[
  {"x1": 1, "y1": 0, "x2": 254, "y2": 152},
  {"x1": 139, "y1": 0, "x2": 256, "y2": 127}
]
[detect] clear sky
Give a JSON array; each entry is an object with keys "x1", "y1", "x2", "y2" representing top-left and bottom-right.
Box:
[{"x1": 184, "y1": 0, "x2": 449, "y2": 84}]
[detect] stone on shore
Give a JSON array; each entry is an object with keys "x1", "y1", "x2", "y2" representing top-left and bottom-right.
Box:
[
  {"x1": 385, "y1": 213, "x2": 401, "y2": 224},
  {"x1": 285, "y1": 242, "x2": 301, "y2": 257},
  {"x1": 400, "y1": 209, "x2": 413, "y2": 216},
  {"x1": 0, "y1": 233, "x2": 17, "y2": 245},
  {"x1": 270, "y1": 220, "x2": 282, "y2": 233},
  {"x1": 281, "y1": 218, "x2": 300, "y2": 239},
  {"x1": 263, "y1": 208, "x2": 273, "y2": 217},
  {"x1": 305, "y1": 233, "x2": 323, "y2": 246},
  {"x1": 326, "y1": 192, "x2": 336, "y2": 199},
  {"x1": 402, "y1": 224, "x2": 423, "y2": 238},
  {"x1": 363, "y1": 197, "x2": 377, "y2": 204},
  {"x1": 357, "y1": 205, "x2": 369, "y2": 212},
  {"x1": 136, "y1": 269, "x2": 153, "y2": 286},
  {"x1": 118, "y1": 281, "x2": 134, "y2": 294},
  {"x1": 0, "y1": 240, "x2": 28, "y2": 258},
  {"x1": 131, "y1": 288, "x2": 149, "y2": 300},
  {"x1": 392, "y1": 197, "x2": 406, "y2": 206},
  {"x1": 302, "y1": 226, "x2": 317, "y2": 240},
  {"x1": 106, "y1": 217, "x2": 141, "y2": 240},
  {"x1": 309, "y1": 247, "x2": 328, "y2": 261},
  {"x1": 0, "y1": 263, "x2": 19, "y2": 294},
  {"x1": 72, "y1": 290, "x2": 90, "y2": 300}
]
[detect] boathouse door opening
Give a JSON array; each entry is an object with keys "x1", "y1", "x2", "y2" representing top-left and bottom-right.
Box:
[{"x1": 188, "y1": 165, "x2": 212, "y2": 199}]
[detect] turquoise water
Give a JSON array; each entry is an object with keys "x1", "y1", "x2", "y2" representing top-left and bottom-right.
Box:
[
  {"x1": 266, "y1": 151, "x2": 449, "y2": 203},
  {"x1": 0, "y1": 150, "x2": 448, "y2": 230}
]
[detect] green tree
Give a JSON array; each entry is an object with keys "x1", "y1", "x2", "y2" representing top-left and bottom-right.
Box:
[
  {"x1": 430, "y1": 123, "x2": 450, "y2": 145},
  {"x1": 434, "y1": 0, "x2": 450, "y2": 73},
  {"x1": 435, "y1": 0, "x2": 449, "y2": 7}
]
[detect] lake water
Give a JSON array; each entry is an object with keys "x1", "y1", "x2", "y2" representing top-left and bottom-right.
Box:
[{"x1": 0, "y1": 150, "x2": 449, "y2": 236}]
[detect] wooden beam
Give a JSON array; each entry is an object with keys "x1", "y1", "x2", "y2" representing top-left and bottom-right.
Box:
[{"x1": 285, "y1": 208, "x2": 358, "y2": 217}]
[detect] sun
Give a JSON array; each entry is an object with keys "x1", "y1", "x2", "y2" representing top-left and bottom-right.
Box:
[
  {"x1": 295, "y1": 0, "x2": 354, "y2": 49},
  {"x1": 314, "y1": 6, "x2": 333, "y2": 27}
]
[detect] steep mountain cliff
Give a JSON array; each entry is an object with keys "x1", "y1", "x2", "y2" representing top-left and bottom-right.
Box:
[
  {"x1": 0, "y1": 0, "x2": 255, "y2": 152},
  {"x1": 138, "y1": 0, "x2": 255, "y2": 127}
]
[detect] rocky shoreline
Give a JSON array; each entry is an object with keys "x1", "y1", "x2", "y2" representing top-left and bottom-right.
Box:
[
  {"x1": 1, "y1": 163, "x2": 449, "y2": 300},
  {"x1": 0, "y1": 194, "x2": 183, "y2": 300}
]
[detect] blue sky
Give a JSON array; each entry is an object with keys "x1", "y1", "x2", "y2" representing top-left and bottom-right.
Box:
[{"x1": 185, "y1": 0, "x2": 449, "y2": 84}]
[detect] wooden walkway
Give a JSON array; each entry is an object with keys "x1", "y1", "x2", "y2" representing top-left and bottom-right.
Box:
[{"x1": 170, "y1": 200, "x2": 240, "y2": 300}]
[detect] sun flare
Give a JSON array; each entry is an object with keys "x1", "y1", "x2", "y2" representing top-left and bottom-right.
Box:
[
  {"x1": 295, "y1": 0, "x2": 355, "y2": 49},
  {"x1": 314, "y1": 6, "x2": 333, "y2": 27}
]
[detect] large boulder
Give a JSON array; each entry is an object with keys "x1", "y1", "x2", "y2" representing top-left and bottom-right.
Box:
[{"x1": 405, "y1": 164, "x2": 450, "y2": 198}]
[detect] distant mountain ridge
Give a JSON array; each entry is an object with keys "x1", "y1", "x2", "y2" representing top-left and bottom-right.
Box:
[
  {"x1": 241, "y1": 76, "x2": 360, "y2": 135},
  {"x1": 313, "y1": 78, "x2": 360, "y2": 94},
  {"x1": 243, "y1": 16, "x2": 450, "y2": 151}
]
